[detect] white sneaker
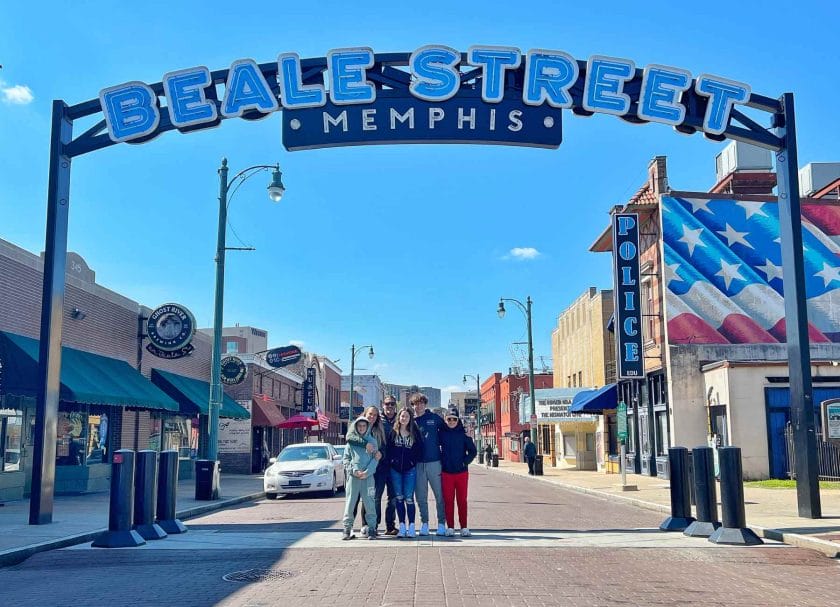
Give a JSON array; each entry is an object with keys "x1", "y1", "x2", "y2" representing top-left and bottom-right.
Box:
[
  {"x1": 397, "y1": 523, "x2": 406, "y2": 538},
  {"x1": 460, "y1": 528, "x2": 471, "y2": 537},
  {"x1": 407, "y1": 523, "x2": 416, "y2": 538},
  {"x1": 445, "y1": 527, "x2": 454, "y2": 537},
  {"x1": 419, "y1": 522, "x2": 429, "y2": 536},
  {"x1": 360, "y1": 525, "x2": 368, "y2": 537},
  {"x1": 436, "y1": 523, "x2": 446, "y2": 535}
]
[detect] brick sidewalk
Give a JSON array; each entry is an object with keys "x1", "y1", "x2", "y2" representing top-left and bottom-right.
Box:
[{"x1": 489, "y1": 458, "x2": 840, "y2": 556}]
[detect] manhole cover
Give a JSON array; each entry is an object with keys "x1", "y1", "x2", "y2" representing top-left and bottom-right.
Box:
[{"x1": 223, "y1": 569, "x2": 294, "y2": 583}]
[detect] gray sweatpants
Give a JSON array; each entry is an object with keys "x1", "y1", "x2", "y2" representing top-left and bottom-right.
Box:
[
  {"x1": 344, "y1": 474, "x2": 376, "y2": 531},
  {"x1": 415, "y1": 460, "x2": 445, "y2": 525}
]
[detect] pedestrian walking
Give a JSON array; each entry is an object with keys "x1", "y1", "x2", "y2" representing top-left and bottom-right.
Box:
[
  {"x1": 412, "y1": 392, "x2": 446, "y2": 536},
  {"x1": 341, "y1": 416, "x2": 379, "y2": 540},
  {"x1": 523, "y1": 436, "x2": 537, "y2": 475},
  {"x1": 387, "y1": 406, "x2": 424, "y2": 538},
  {"x1": 347, "y1": 406, "x2": 388, "y2": 537},
  {"x1": 440, "y1": 406, "x2": 477, "y2": 537},
  {"x1": 484, "y1": 443, "x2": 493, "y2": 468},
  {"x1": 380, "y1": 396, "x2": 399, "y2": 535}
]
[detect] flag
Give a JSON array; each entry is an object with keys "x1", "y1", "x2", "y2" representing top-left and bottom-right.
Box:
[
  {"x1": 316, "y1": 407, "x2": 330, "y2": 430},
  {"x1": 661, "y1": 196, "x2": 840, "y2": 345}
]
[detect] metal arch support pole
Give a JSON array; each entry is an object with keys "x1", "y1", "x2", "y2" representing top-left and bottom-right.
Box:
[
  {"x1": 30, "y1": 101, "x2": 73, "y2": 525},
  {"x1": 526, "y1": 297, "x2": 538, "y2": 451},
  {"x1": 349, "y1": 345, "x2": 355, "y2": 427},
  {"x1": 774, "y1": 93, "x2": 820, "y2": 518},
  {"x1": 207, "y1": 159, "x2": 229, "y2": 463}
]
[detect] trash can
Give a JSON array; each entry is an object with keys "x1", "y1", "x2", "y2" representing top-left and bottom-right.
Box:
[
  {"x1": 478, "y1": 452, "x2": 484, "y2": 464},
  {"x1": 534, "y1": 454, "x2": 544, "y2": 476},
  {"x1": 194, "y1": 459, "x2": 220, "y2": 501},
  {"x1": 492, "y1": 454, "x2": 499, "y2": 468}
]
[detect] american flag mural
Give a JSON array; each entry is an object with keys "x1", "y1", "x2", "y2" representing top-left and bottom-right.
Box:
[{"x1": 661, "y1": 195, "x2": 840, "y2": 345}]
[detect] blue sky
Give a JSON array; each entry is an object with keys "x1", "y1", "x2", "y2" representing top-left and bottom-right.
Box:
[{"x1": 2, "y1": 1, "x2": 839, "y2": 400}]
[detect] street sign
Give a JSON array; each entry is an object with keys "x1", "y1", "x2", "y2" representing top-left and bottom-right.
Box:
[{"x1": 617, "y1": 401, "x2": 628, "y2": 442}]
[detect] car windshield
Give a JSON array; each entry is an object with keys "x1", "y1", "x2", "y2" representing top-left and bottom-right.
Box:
[{"x1": 277, "y1": 447, "x2": 329, "y2": 462}]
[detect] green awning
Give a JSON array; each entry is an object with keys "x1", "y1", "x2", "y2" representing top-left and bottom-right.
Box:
[
  {"x1": 0, "y1": 331, "x2": 179, "y2": 411},
  {"x1": 151, "y1": 369, "x2": 250, "y2": 419}
]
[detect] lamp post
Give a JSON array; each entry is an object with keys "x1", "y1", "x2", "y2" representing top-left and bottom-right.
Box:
[
  {"x1": 463, "y1": 373, "x2": 481, "y2": 447},
  {"x1": 347, "y1": 344, "x2": 374, "y2": 426},
  {"x1": 207, "y1": 159, "x2": 285, "y2": 463},
  {"x1": 498, "y1": 296, "x2": 537, "y2": 450}
]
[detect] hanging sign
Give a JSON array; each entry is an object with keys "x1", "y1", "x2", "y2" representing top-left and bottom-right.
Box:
[
  {"x1": 302, "y1": 367, "x2": 316, "y2": 412},
  {"x1": 265, "y1": 345, "x2": 302, "y2": 368},
  {"x1": 220, "y1": 356, "x2": 247, "y2": 385},
  {"x1": 145, "y1": 303, "x2": 196, "y2": 359},
  {"x1": 612, "y1": 213, "x2": 645, "y2": 379}
]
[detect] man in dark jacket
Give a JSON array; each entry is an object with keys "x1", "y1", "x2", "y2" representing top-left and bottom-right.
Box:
[
  {"x1": 380, "y1": 396, "x2": 399, "y2": 534},
  {"x1": 440, "y1": 406, "x2": 477, "y2": 536},
  {"x1": 523, "y1": 436, "x2": 537, "y2": 475}
]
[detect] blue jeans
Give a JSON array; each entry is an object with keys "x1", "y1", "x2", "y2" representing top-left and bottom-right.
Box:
[{"x1": 389, "y1": 467, "x2": 417, "y2": 525}]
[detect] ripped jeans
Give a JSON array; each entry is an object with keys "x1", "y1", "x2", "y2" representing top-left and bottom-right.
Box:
[{"x1": 389, "y1": 467, "x2": 417, "y2": 525}]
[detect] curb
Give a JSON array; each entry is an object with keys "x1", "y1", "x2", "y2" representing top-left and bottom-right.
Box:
[
  {"x1": 487, "y1": 466, "x2": 840, "y2": 558},
  {"x1": 0, "y1": 490, "x2": 265, "y2": 568}
]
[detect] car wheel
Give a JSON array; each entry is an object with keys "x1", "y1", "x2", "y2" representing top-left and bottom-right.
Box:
[
  {"x1": 324, "y1": 474, "x2": 337, "y2": 498},
  {"x1": 266, "y1": 492, "x2": 278, "y2": 500}
]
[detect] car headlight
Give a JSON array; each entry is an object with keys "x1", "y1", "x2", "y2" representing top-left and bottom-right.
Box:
[{"x1": 315, "y1": 465, "x2": 331, "y2": 476}]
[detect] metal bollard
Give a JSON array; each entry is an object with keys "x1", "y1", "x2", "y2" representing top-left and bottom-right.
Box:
[
  {"x1": 157, "y1": 450, "x2": 187, "y2": 534},
  {"x1": 684, "y1": 447, "x2": 721, "y2": 537},
  {"x1": 92, "y1": 450, "x2": 146, "y2": 548},
  {"x1": 709, "y1": 447, "x2": 763, "y2": 545},
  {"x1": 660, "y1": 447, "x2": 695, "y2": 531},
  {"x1": 133, "y1": 450, "x2": 167, "y2": 540}
]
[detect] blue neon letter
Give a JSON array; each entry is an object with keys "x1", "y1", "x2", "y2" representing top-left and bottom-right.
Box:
[
  {"x1": 617, "y1": 215, "x2": 636, "y2": 235},
  {"x1": 409, "y1": 45, "x2": 461, "y2": 101},
  {"x1": 163, "y1": 67, "x2": 217, "y2": 128},
  {"x1": 522, "y1": 49, "x2": 578, "y2": 108},
  {"x1": 583, "y1": 56, "x2": 635, "y2": 115},
  {"x1": 100, "y1": 82, "x2": 161, "y2": 143},
  {"x1": 638, "y1": 64, "x2": 691, "y2": 126},
  {"x1": 619, "y1": 241, "x2": 637, "y2": 261},
  {"x1": 622, "y1": 266, "x2": 636, "y2": 286},
  {"x1": 623, "y1": 317, "x2": 638, "y2": 336},
  {"x1": 467, "y1": 46, "x2": 521, "y2": 103},
  {"x1": 695, "y1": 74, "x2": 751, "y2": 135},
  {"x1": 624, "y1": 342, "x2": 640, "y2": 361},
  {"x1": 328, "y1": 48, "x2": 375, "y2": 105},
  {"x1": 624, "y1": 291, "x2": 636, "y2": 311},
  {"x1": 221, "y1": 59, "x2": 279, "y2": 118},
  {"x1": 278, "y1": 53, "x2": 326, "y2": 109}
]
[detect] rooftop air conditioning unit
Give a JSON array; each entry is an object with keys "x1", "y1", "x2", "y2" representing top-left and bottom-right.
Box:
[
  {"x1": 715, "y1": 141, "x2": 773, "y2": 183},
  {"x1": 799, "y1": 163, "x2": 840, "y2": 197}
]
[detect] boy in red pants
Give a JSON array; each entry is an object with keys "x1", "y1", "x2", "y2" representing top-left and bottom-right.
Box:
[{"x1": 439, "y1": 406, "x2": 477, "y2": 537}]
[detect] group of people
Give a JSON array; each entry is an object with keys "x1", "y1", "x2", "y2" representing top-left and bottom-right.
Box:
[{"x1": 341, "y1": 392, "x2": 477, "y2": 540}]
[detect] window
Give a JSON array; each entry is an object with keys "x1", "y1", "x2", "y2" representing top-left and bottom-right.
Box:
[
  {"x1": 642, "y1": 278, "x2": 655, "y2": 345},
  {"x1": 1, "y1": 409, "x2": 23, "y2": 472},
  {"x1": 225, "y1": 340, "x2": 238, "y2": 353},
  {"x1": 578, "y1": 371, "x2": 583, "y2": 387},
  {"x1": 606, "y1": 413, "x2": 618, "y2": 456},
  {"x1": 655, "y1": 410, "x2": 670, "y2": 456},
  {"x1": 56, "y1": 411, "x2": 87, "y2": 466},
  {"x1": 86, "y1": 412, "x2": 109, "y2": 464}
]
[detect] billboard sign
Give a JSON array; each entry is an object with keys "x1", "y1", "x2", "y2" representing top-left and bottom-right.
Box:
[{"x1": 265, "y1": 345, "x2": 302, "y2": 368}]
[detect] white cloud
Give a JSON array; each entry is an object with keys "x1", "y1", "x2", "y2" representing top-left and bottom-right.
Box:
[
  {"x1": 289, "y1": 339, "x2": 305, "y2": 348},
  {"x1": 441, "y1": 384, "x2": 465, "y2": 393},
  {"x1": 505, "y1": 247, "x2": 541, "y2": 261},
  {"x1": 1, "y1": 83, "x2": 34, "y2": 105}
]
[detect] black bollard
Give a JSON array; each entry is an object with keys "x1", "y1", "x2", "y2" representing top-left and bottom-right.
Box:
[
  {"x1": 709, "y1": 447, "x2": 763, "y2": 545},
  {"x1": 478, "y1": 452, "x2": 484, "y2": 464},
  {"x1": 92, "y1": 450, "x2": 146, "y2": 548},
  {"x1": 660, "y1": 447, "x2": 695, "y2": 531},
  {"x1": 133, "y1": 450, "x2": 167, "y2": 540},
  {"x1": 684, "y1": 447, "x2": 721, "y2": 537},
  {"x1": 157, "y1": 450, "x2": 187, "y2": 534}
]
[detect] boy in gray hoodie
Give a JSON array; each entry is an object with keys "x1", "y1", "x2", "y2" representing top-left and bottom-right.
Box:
[{"x1": 342, "y1": 416, "x2": 380, "y2": 540}]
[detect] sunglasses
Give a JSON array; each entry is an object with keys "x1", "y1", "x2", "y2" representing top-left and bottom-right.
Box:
[{"x1": 445, "y1": 417, "x2": 459, "y2": 422}]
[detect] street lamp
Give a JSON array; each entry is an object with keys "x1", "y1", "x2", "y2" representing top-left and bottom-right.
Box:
[
  {"x1": 208, "y1": 158, "x2": 285, "y2": 465},
  {"x1": 463, "y1": 373, "x2": 481, "y2": 448},
  {"x1": 347, "y1": 344, "x2": 374, "y2": 426},
  {"x1": 498, "y1": 296, "x2": 538, "y2": 451}
]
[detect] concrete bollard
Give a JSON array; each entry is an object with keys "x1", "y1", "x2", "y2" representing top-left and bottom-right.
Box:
[
  {"x1": 708, "y1": 447, "x2": 763, "y2": 545},
  {"x1": 684, "y1": 447, "x2": 721, "y2": 537},
  {"x1": 660, "y1": 447, "x2": 695, "y2": 531},
  {"x1": 92, "y1": 450, "x2": 146, "y2": 548},
  {"x1": 156, "y1": 450, "x2": 187, "y2": 534},
  {"x1": 133, "y1": 450, "x2": 167, "y2": 540}
]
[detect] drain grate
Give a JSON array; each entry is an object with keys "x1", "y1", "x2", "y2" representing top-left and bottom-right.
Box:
[{"x1": 223, "y1": 568, "x2": 294, "y2": 583}]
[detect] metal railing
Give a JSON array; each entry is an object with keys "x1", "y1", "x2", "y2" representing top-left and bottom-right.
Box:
[{"x1": 785, "y1": 423, "x2": 840, "y2": 481}]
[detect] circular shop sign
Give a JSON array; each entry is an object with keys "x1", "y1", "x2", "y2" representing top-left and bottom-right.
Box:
[
  {"x1": 220, "y1": 356, "x2": 247, "y2": 385},
  {"x1": 147, "y1": 303, "x2": 196, "y2": 352}
]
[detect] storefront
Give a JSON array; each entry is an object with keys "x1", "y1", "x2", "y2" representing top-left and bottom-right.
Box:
[{"x1": 524, "y1": 388, "x2": 595, "y2": 469}]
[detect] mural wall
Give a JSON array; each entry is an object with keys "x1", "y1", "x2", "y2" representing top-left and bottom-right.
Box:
[{"x1": 660, "y1": 195, "x2": 840, "y2": 345}]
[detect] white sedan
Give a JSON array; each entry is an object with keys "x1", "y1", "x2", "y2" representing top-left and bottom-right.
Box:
[{"x1": 264, "y1": 442, "x2": 345, "y2": 499}]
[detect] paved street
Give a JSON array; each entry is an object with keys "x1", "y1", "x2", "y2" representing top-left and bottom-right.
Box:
[{"x1": 2, "y1": 467, "x2": 839, "y2": 606}]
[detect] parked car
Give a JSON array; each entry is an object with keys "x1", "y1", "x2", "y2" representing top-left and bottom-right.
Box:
[
  {"x1": 263, "y1": 442, "x2": 345, "y2": 499},
  {"x1": 333, "y1": 445, "x2": 345, "y2": 459}
]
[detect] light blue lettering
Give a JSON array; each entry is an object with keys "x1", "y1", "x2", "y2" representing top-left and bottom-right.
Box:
[
  {"x1": 278, "y1": 53, "x2": 326, "y2": 109},
  {"x1": 622, "y1": 266, "x2": 635, "y2": 286},
  {"x1": 619, "y1": 241, "x2": 637, "y2": 261},
  {"x1": 100, "y1": 82, "x2": 161, "y2": 143},
  {"x1": 624, "y1": 291, "x2": 636, "y2": 311},
  {"x1": 328, "y1": 48, "x2": 375, "y2": 105},
  {"x1": 522, "y1": 49, "x2": 578, "y2": 108},
  {"x1": 623, "y1": 317, "x2": 638, "y2": 336},
  {"x1": 624, "y1": 342, "x2": 640, "y2": 362},
  {"x1": 221, "y1": 59, "x2": 279, "y2": 118},
  {"x1": 638, "y1": 64, "x2": 691, "y2": 125},
  {"x1": 617, "y1": 215, "x2": 636, "y2": 235},
  {"x1": 163, "y1": 67, "x2": 217, "y2": 128},
  {"x1": 583, "y1": 55, "x2": 635, "y2": 115},
  {"x1": 695, "y1": 75, "x2": 751, "y2": 136},
  {"x1": 468, "y1": 46, "x2": 521, "y2": 103},
  {"x1": 409, "y1": 45, "x2": 461, "y2": 101}
]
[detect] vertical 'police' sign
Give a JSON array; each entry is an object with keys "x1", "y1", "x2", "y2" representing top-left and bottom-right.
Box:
[{"x1": 613, "y1": 213, "x2": 645, "y2": 379}]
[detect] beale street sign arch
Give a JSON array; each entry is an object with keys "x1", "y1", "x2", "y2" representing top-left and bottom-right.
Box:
[{"x1": 30, "y1": 45, "x2": 819, "y2": 524}]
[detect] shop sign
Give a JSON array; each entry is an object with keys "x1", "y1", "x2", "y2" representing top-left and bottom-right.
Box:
[
  {"x1": 302, "y1": 367, "x2": 316, "y2": 412},
  {"x1": 265, "y1": 345, "x2": 302, "y2": 368},
  {"x1": 218, "y1": 402, "x2": 251, "y2": 454},
  {"x1": 823, "y1": 399, "x2": 840, "y2": 441},
  {"x1": 220, "y1": 356, "x2": 247, "y2": 385},
  {"x1": 146, "y1": 303, "x2": 196, "y2": 358},
  {"x1": 617, "y1": 401, "x2": 628, "y2": 442},
  {"x1": 612, "y1": 213, "x2": 645, "y2": 379}
]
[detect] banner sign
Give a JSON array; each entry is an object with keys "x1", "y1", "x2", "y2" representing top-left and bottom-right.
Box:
[
  {"x1": 146, "y1": 303, "x2": 196, "y2": 358},
  {"x1": 265, "y1": 345, "x2": 302, "y2": 368},
  {"x1": 612, "y1": 213, "x2": 645, "y2": 379},
  {"x1": 303, "y1": 367, "x2": 316, "y2": 412},
  {"x1": 220, "y1": 356, "x2": 247, "y2": 385},
  {"x1": 97, "y1": 47, "x2": 754, "y2": 152}
]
